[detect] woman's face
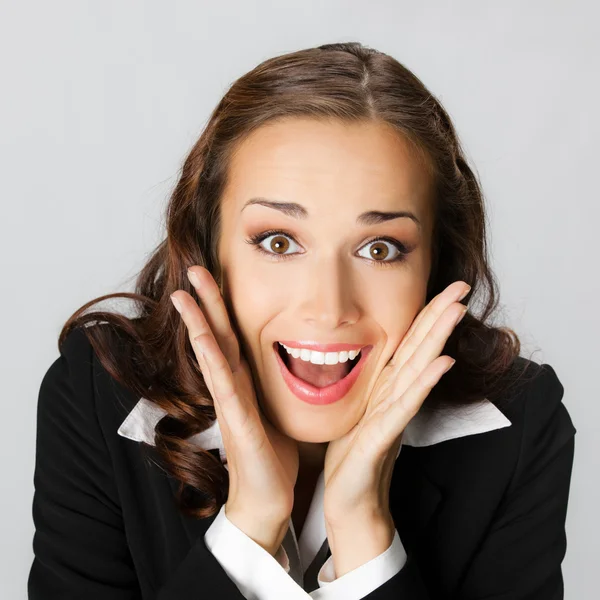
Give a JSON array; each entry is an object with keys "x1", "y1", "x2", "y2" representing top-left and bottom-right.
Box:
[{"x1": 217, "y1": 117, "x2": 434, "y2": 443}]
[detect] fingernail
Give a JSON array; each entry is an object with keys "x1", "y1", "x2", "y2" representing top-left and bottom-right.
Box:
[
  {"x1": 443, "y1": 359, "x2": 456, "y2": 374},
  {"x1": 170, "y1": 294, "x2": 182, "y2": 313},
  {"x1": 187, "y1": 269, "x2": 201, "y2": 288},
  {"x1": 455, "y1": 306, "x2": 468, "y2": 326},
  {"x1": 457, "y1": 285, "x2": 471, "y2": 302}
]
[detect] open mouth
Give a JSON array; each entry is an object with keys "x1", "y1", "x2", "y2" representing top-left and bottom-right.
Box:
[
  {"x1": 275, "y1": 342, "x2": 362, "y2": 387},
  {"x1": 273, "y1": 341, "x2": 372, "y2": 406}
]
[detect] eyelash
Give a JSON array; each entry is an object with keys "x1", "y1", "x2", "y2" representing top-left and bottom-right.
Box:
[{"x1": 244, "y1": 228, "x2": 411, "y2": 268}]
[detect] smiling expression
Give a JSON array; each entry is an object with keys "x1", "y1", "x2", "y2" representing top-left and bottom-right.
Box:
[{"x1": 217, "y1": 116, "x2": 435, "y2": 443}]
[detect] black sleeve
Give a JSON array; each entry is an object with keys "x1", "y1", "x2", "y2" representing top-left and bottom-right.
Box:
[
  {"x1": 362, "y1": 363, "x2": 577, "y2": 600},
  {"x1": 28, "y1": 328, "x2": 143, "y2": 599}
]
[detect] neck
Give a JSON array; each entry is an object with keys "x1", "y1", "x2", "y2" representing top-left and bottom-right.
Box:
[{"x1": 297, "y1": 441, "x2": 328, "y2": 475}]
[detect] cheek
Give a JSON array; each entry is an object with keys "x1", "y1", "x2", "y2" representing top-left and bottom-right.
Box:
[
  {"x1": 226, "y1": 245, "x2": 296, "y2": 316},
  {"x1": 225, "y1": 263, "x2": 283, "y2": 353},
  {"x1": 364, "y1": 278, "x2": 425, "y2": 344}
]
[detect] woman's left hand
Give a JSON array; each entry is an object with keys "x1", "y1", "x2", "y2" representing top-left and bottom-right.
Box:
[{"x1": 322, "y1": 281, "x2": 471, "y2": 576}]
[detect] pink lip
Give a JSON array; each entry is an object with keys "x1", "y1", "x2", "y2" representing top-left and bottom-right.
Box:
[{"x1": 274, "y1": 343, "x2": 372, "y2": 406}]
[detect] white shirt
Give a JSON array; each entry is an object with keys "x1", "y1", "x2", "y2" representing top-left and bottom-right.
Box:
[{"x1": 117, "y1": 397, "x2": 511, "y2": 599}]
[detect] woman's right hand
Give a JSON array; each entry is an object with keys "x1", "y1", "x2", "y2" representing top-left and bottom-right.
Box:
[{"x1": 170, "y1": 266, "x2": 299, "y2": 555}]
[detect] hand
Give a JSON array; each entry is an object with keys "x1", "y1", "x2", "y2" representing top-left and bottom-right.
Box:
[
  {"x1": 170, "y1": 266, "x2": 299, "y2": 555},
  {"x1": 322, "y1": 281, "x2": 471, "y2": 575}
]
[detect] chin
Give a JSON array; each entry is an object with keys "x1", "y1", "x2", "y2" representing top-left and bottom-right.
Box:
[{"x1": 263, "y1": 404, "x2": 359, "y2": 444}]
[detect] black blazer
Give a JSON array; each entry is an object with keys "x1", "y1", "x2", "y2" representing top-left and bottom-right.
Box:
[{"x1": 28, "y1": 328, "x2": 576, "y2": 599}]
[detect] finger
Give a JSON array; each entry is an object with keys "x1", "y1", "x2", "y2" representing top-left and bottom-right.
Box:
[
  {"x1": 195, "y1": 344, "x2": 215, "y2": 402},
  {"x1": 386, "y1": 356, "x2": 454, "y2": 432},
  {"x1": 193, "y1": 347, "x2": 236, "y2": 452},
  {"x1": 193, "y1": 333, "x2": 263, "y2": 449},
  {"x1": 194, "y1": 343, "x2": 237, "y2": 475},
  {"x1": 391, "y1": 281, "x2": 469, "y2": 367},
  {"x1": 170, "y1": 290, "x2": 233, "y2": 429},
  {"x1": 370, "y1": 356, "x2": 455, "y2": 455},
  {"x1": 171, "y1": 289, "x2": 218, "y2": 350},
  {"x1": 361, "y1": 283, "x2": 467, "y2": 419},
  {"x1": 389, "y1": 302, "x2": 465, "y2": 401},
  {"x1": 191, "y1": 335, "x2": 229, "y2": 432},
  {"x1": 187, "y1": 266, "x2": 240, "y2": 371}
]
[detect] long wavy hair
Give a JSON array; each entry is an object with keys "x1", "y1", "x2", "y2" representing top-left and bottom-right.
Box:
[{"x1": 59, "y1": 41, "x2": 539, "y2": 519}]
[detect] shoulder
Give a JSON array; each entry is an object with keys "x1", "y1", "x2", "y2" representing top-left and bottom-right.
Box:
[
  {"x1": 43, "y1": 326, "x2": 93, "y2": 384},
  {"x1": 460, "y1": 356, "x2": 577, "y2": 457},
  {"x1": 415, "y1": 358, "x2": 576, "y2": 493},
  {"x1": 496, "y1": 358, "x2": 576, "y2": 449},
  {"x1": 496, "y1": 358, "x2": 576, "y2": 491},
  {"x1": 39, "y1": 325, "x2": 139, "y2": 445},
  {"x1": 39, "y1": 327, "x2": 96, "y2": 422}
]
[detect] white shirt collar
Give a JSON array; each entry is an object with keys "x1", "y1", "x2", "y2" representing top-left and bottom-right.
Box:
[{"x1": 117, "y1": 396, "x2": 511, "y2": 463}]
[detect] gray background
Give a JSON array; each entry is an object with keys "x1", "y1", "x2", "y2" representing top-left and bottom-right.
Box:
[{"x1": 1, "y1": 1, "x2": 596, "y2": 598}]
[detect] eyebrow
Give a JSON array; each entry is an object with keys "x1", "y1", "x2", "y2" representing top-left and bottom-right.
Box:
[{"x1": 242, "y1": 197, "x2": 421, "y2": 229}]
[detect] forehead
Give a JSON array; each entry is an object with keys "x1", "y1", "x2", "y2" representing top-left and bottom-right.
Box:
[{"x1": 222, "y1": 117, "x2": 433, "y2": 222}]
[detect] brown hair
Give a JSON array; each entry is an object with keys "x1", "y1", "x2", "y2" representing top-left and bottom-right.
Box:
[{"x1": 59, "y1": 41, "x2": 539, "y2": 519}]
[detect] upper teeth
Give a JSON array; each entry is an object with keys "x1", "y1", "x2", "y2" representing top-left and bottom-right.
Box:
[{"x1": 278, "y1": 342, "x2": 362, "y2": 365}]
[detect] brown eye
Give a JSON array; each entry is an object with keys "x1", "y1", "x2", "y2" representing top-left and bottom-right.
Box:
[
  {"x1": 247, "y1": 230, "x2": 408, "y2": 265},
  {"x1": 357, "y1": 238, "x2": 406, "y2": 264},
  {"x1": 269, "y1": 235, "x2": 290, "y2": 254},
  {"x1": 368, "y1": 241, "x2": 389, "y2": 260},
  {"x1": 251, "y1": 232, "x2": 301, "y2": 257}
]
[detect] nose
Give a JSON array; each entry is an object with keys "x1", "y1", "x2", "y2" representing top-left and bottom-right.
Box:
[{"x1": 295, "y1": 256, "x2": 361, "y2": 329}]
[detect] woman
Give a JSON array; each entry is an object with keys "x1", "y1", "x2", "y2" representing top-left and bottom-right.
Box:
[{"x1": 28, "y1": 42, "x2": 576, "y2": 599}]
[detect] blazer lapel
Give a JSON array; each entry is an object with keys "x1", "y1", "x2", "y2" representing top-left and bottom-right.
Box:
[{"x1": 390, "y1": 445, "x2": 443, "y2": 554}]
